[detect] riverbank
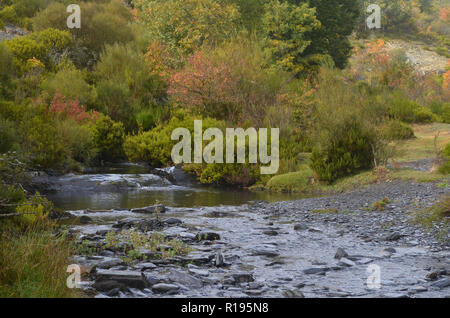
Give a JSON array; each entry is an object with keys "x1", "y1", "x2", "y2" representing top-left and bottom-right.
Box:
[{"x1": 67, "y1": 179, "x2": 449, "y2": 298}]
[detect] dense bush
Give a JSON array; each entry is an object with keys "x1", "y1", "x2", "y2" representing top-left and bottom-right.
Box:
[
  {"x1": 439, "y1": 143, "x2": 450, "y2": 175},
  {"x1": 261, "y1": 0, "x2": 320, "y2": 74},
  {"x1": 42, "y1": 67, "x2": 95, "y2": 107},
  {"x1": 124, "y1": 114, "x2": 224, "y2": 166},
  {"x1": 5, "y1": 28, "x2": 73, "y2": 74},
  {"x1": 91, "y1": 115, "x2": 125, "y2": 162},
  {"x1": 134, "y1": 0, "x2": 240, "y2": 55},
  {"x1": 33, "y1": 1, "x2": 134, "y2": 53},
  {"x1": 382, "y1": 120, "x2": 415, "y2": 140},
  {"x1": 0, "y1": 43, "x2": 16, "y2": 98},
  {"x1": 310, "y1": 119, "x2": 376, "y2": 183}
]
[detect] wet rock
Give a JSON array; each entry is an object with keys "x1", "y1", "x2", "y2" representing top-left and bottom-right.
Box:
[
  {"x1": 94, "y1": 269, "x2": 147, "y2": 290},
  {"x1": 232, "y1": 273, "x2": 254, "y2": 284},
  {"x1": 152, "y1": 283, "x2": 180, "y2": 294},
  {"x1": 263, "y1": 230, "x2": 279, "y2": 236},
  {"x1": 179, "y1": 232, "x2": 196, "y2": 240},
  {"x1": 96, "y1": 258, "x2": 124, "y2": 270},
  {"x1": 196, "y1": 231, "x2": 221, "y2": 241},
  {"x1": 143, "y1": 273, "x2": 164, "y2": 286},
  {"x1": 79, "y1": 215, "x2": 92, "y2": 224},
  {"x1": 138, "y1": 262, "x2": 157, "y2": 271},
  {"x1": 131, "y1": 204, "x2": 166, "y2": 214},
  {"x1": 245, "y1": 289, "x2": 264, "y2": 296},
  {"x1": 334, "y1": 248, "x2": 349, "y2": 260},
  {"x1": 187, "y1": 264, "x2": 209, "y2": 277},
  {"x1": 204, "y1": 211, "x2": 238, "y2": 218},
  {"x1": 357, "y1": 258, "x2": 374, "y2": 265},
  {"x1": 294, "y1": 223, "x2": 308, "y2": 231},
  {"x1": 164, "y1": 217, "x2": 182, "y2": 226},
  {"x1": 385, "y1": 232, "x2": 402, "y2": 241},
  {"x1": 137, "y1": 219, "x2": 165, "y2": 232},
  {"x1": 431, "y1": 278, "x2": 450, "y2": 289},
  {"x1": 338, "y1": 258, "x2": 356, "y2": 267},
  {"x1": 303, "y1": 267, "x2": 329, "y2": 275},
  {"x1": 168, "y1": 269, "x2": 203, "y2": 288},
  {"x1": 93, "y1": 280, "x2": 127, "y2": 292},
  {"x1": 251, "y1": 249, "x2": 280, "y2": 258},
  {"x1": 384, "y1": 247, "x2": 397, "y2": 254},
  {"x1": 105, "y1": 287, "x2": 121, "y2": 297},
  {"x1": 308, "y1": 227, "x2": 322, "y2": 233},
  {"x1": 409, "y1": 286, "x2": 427, "y2": 293},
  {"x1": 282, "y1": 289, "x2": 305, "y2": 298},
  {"x1": 215, "y1": 252, "x2": 225, "y2": 267}
]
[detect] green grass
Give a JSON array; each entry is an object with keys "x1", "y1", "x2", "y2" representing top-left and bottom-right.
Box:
[
  {"x1": 0, "y1": 221, "x2": 80, "y2": 298},
  {"x1": 394, "y1": 123, "x2": 450, "y2": 162},
  {"x1": 260, "y1": 124, "x2": 449, "y2": 194},
  {"x1": 412, "y1": 195, "x2": 449, "y2": 241}
]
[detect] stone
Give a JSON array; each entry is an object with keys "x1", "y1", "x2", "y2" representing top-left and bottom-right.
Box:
[
  {"x1": 384, "y1": 247, "x2": 397, "y2": 254},
  {"x1": 282, "y1": 289, "x2": 305, "y2": 298},
  {"x1": 232, "y1": 273, "x2": 254, "y2": 284},
  {"x1": 96, "y1": 258, "x2": 124, "y2": 269},
  {"x1": 152, "y1": 283, "x2": 180, "y2": 293},
  {"x1": 93, "y1": 280, "x2": 127, "y2": 292},
  {"x1": 303, "y1": 267, "x2": 329, "y2": 275},
  {"x1": 251, "y1": 249, "x2": 280, "y2": 258},
  {"x1": 196, "y1": 231, "x2": 221, "y2": 241},
  {"x1": 94, "y1": 269, "x2": 147, "y2": 290},
  {"x1": 409, "y1": 286, "x2": 428, "y2": 293},
  {"x1": 294, "y1": 223, "x2": 308, "y2": 231},
  {"x1": 168, "y1": 269, "x2": 203, "y2": 288},
  {"x1": 263, "y1": 230, "x2": 279, "y2": 236},
  {"x1": 385, "y1": 232, "x2": 402, "y2": 241},
  {"x1": 164, "y1": 217, "x2": 182, "y2": 225},
  {"x1": 143, "y1": 273, "x2": 163, "y2": 286},
  {"x1": 334, "y1": 248, "x2": 348, "y2": 260},
  {"x1": 187, "y1": 265, "x2": 209, "y2": 277},
  {"x1": 431, "y1": 278, "x2": 450, "y2": 289},
  {"x1": 338, "y1": 258, "x2": 356, "y2": 267},
  {"x1": 79, "y1": 215, "x2": 92, "y2": 224},
  {"x1": 179, "y1": 232, "x2": 196, "y2": 240},
  {"x1": 357, "y1": 258, "x2": 374, "y2": 265},
  {"x1": 215, "y1": 252, "x2": 225, "y2": 267},
  {"x1": 138, "y1": 262, "x2": 157, "y2": 270},
  {"x1": 131, "y1": 204, "x2": 166, "y2": 214}
]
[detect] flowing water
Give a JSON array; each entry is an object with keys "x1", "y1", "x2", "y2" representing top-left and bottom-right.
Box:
[
  {"x1": 41, "y1": 163, "x2": 306, "y2": 211},
  {"x1": 35, "y1": 164, "x2": 449, "y2": 298}
]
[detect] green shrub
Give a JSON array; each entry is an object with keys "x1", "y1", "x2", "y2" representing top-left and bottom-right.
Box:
[
  {"x1": 430, "y1": 101, "x2": 450, "y2": 124},
  {"x1": 382, "y1": 120, "x2": 415, "y2": 140},
  {"x1": 124, "y1": 114, "x2": 224, "y2": 167},
  {"x1": 5, "y1": 28, "x2": 73, "y2": 74},
  {"x1": 388, "y1": 92, "x2": 418, "y2": 123},
  {"x1": 0, "y1": 42, "x2": 15, "y2": 98},
  {"x1": 91, "y1": 115, "x2": 125, "y2": 162},
  {"x1": 22, "y1": 115, "x2": 67, "y2": 169},
  {"x1": 33, "y1": 1, "x2": 134, "y2": 52},
  {"x1": 56, "y1": 120, "x2": 98, "y2": 165},
  {"x1": 42, "y1": 67, "x2": 95, "y2": 107},
  {"x1": 95, "y1": 80, "x2": 131, "y2": 127},
  {"x1": 439, "y1": 143, "x2": 450, "y2": 175},
  {"x1": 0, "y1": 6, "x2": 19, "y2": 24},
  {"x1": 413, "y1": 107, "x2": 436, "y2": 123},
  {"x1": 0, "y1": 118, "x2": 19, "y2": 153},
  {"x1": 310, "y1": 119, "x2": 376, "y2": 183},
  {"x1": 0, "y1": 19, "x2": 4, "y2": 29}
]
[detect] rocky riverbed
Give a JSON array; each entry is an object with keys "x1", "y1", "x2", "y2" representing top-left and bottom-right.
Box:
[{"x1": 65, "y1": 180, "x2": 449, "y2": 298}]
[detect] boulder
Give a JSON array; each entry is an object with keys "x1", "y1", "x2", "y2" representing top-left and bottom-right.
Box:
[{"x1": 131, "y1": 204, "x2": 166, "y2": 214}]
